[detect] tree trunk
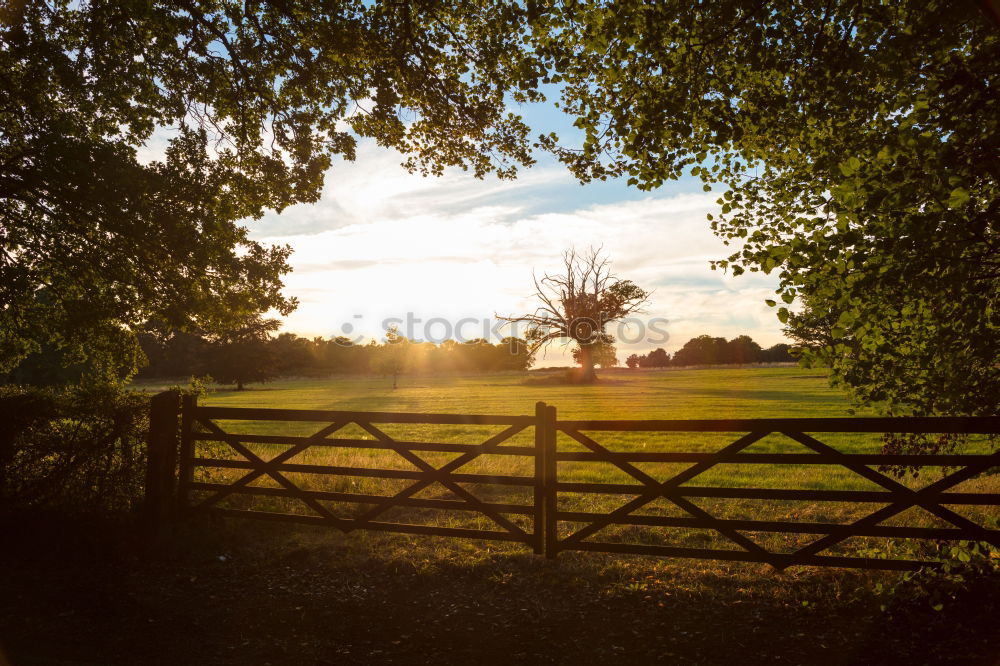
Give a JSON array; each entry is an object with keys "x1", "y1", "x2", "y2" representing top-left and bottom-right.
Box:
[
  {"x1": 392, "y1": 370, "x2": 398, "y2": 389},
  {"x1": 577, "y1": 344, "x2": 598, "y2": 383},
  {"x1": 236, "y1": 378, "x2": 245, "y2": 390}
]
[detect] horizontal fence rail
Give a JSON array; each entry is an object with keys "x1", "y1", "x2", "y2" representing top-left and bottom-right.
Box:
[
  {"x1": 546, "y1": 416, "x2": 1000, "y2": 571},
  {"x1": 144, "y1": 393, "x2": 1000, "y2": 571},
  {"x1": 176, "y1": 396, "x2": 542, "y2": 550},
  {"x1": 553, "y1": 417, "x2": 1000, "y2": 433}
]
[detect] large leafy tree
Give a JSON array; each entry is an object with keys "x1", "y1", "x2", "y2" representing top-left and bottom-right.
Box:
[
  {"x1": 370, "y1": 325, "x2": 410, "y2": 389},
  {"x1": 724, "y1": 335, "x2": 762, "y2": 366},
  {"x1": 497, "y1": 336, "x2": 536, "y2": 372},
  {"x1": 641, "y1": 348, "x2": 670, "y2": 369},
  {"x1": 500, "y1": 248, "x2": 649, "y2": 383},
  {"x1": 202, "y1": 315, "x2": 280, "y2": 390},
  {"x1": 1, "y1": 1, "x2": 541, "y2": 378},
  {"x1": 527, "y1": 2, "x2": 999, "y2": 415},
  {"x1": 10, "y1": 2, "x2": 997, "y2": 414},
  {"x1": 672, "y1": 335, "x2": 727, "y2": 367},
  {"x1": 572, "y1": 340, "x2": 618, "y2": 368}
]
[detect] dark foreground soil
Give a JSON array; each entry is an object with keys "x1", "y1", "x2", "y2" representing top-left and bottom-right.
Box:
[{"x1": 1, "y1": 515, "x2": 998, "y2": 666}]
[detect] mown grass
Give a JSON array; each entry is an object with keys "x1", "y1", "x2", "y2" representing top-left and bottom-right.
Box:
[
  {"x1": 135, "y1": 367, "x2": 999, "y2": 563},
  {"x1": 179, "y1": 366, "x2": 846, "y2": 418}
]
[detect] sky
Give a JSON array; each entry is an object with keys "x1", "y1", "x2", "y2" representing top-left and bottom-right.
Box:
[
  {"x1": 138, "y1": 95, "x2": 789, "y2": 366},
  {"x1": 245, "y1": 140, "x2": 789, "y2": 366}
]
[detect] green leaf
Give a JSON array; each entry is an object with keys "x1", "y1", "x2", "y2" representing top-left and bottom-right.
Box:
[
  {"x1": 947, "y1": 187, "x2": 970, "y2": 209},
  {"x1": 836, "y1": 311, "x2": 857, "y2": 327},
  {"x1": 838, "y1": 156, "x2": 861, "y2": 177}
]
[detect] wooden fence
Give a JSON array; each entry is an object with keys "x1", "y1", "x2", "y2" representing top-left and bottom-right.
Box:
[{"x1": 144, "y1": 391, "x2": 1000, "y2": 571}]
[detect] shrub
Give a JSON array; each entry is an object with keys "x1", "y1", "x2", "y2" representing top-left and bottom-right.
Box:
[
  {"x1": 869, "y1": 540, "x2": 1000, "y2": 613},
  {"x1": 0, "y1": 383, "x2": 150, "y2": 516}
]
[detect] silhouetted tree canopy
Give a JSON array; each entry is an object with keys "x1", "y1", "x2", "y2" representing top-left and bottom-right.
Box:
[
  {"x1": 370, "y1": 325, "x2": 409, "y2": 389},
  {"x1": 500, "y1": 249, "x2": 648, "y2": 383},
  {"x1": 527, "y1": 1, "x2": 999, "y2": 414},
  {"x1": 672, "y1": 336, "x2": 726, "y2": 367},
  {"x1": 640, "y1": 348, "x2": 670, "y2": 368},
  {"x1": 122, "y1": 329, "x2": 537, "y2": 384},
  {"x1": 497, "y1": 337, "x2": 536, "y2": 372},
  {"x1": 572, "y1": 341, "x2": 618, "y2": 369},
  {"x1": 624, "y1": 336, "x2": 793, "y2": 368},
  {"x1": 1, "y1": 1, "x2": 539, "y2": 380},
  {"x1": 759, "y1": 343, "x2": 796, "y2": 364},
  {"x1": 201, "y1": 316, "x2": 280, "y2": 390},
  {"x1": 724, "y1": 335, "x2": 763, "y2": 365},
  {"x1": 6, "y1": 2, "x2": 996, "y2": 414},
  {"x1": 783, "y1": 298, "x2": 841, "y2": 354}
]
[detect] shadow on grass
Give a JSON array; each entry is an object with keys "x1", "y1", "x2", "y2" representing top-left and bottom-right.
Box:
[
  {"x1": 1, "y1": 513, "x2": 997, "y2": 666},
  {"x1": 675, "y1": 386, "x2": 840, "y2": 404},
  {"x1": 522, "y1": 374, "x2": 634, "y2": 387}
]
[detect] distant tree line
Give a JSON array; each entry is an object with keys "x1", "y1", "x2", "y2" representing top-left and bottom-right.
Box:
[
  {"x1": 625, "y1": 335, "x2": 795, "y2": 369},
  {"x1": 132, "y1": 324, "x2": 535, "y2": 389},
  {"x1": 6, "y1": 325, "x2": 795, "y2": 390}
]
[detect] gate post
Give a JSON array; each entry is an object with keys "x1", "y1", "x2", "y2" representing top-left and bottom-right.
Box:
[
  {"x1": 176, "y1": 394, "x2": 197, "y2": 515},
  {"x1": 533, "y1": 402, "x2": 547, "y2": 554},
  {"x1": 543, "y1": 404, "x2": 558, "y2": 559},
  {"x1": 142, "y1": 390, "x2": 180, "y2": 530}
]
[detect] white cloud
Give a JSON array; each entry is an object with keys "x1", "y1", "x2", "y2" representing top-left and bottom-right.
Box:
[
  {"x1": 252, "y1": 142, "x2": 568, "y2": 236},
  {"x1": 248, "y1": 150, "x2": 790, "y2": 364},
  {"x1": 135, "y1": 126, "x2": 178, "y2": 164}
]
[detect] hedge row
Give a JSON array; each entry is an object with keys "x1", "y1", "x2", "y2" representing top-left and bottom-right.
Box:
[{"x1": 0, "y1": 384, "x2": 151, "y2": 516}]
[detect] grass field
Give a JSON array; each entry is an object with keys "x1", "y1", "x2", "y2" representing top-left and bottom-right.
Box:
[
  {"x1": 3, "y1": 368, "x2": 996, "y2": 666},
  {"x1": 144, "y1": 367, "x2": 998, "y2": 563},
  {"x1": 192, "y1": 365, "x2": 851, "y2": 419}
]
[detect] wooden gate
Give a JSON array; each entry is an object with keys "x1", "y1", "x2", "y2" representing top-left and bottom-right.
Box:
[
  {"x1": 542, "y1": 413, "x2": 1000, "y2": 570},
  {"x1": 175, "y1": 397, "x2": 543, "y2": 550},
  {"x1": 144, "y1": 392, "x2": 1000, "y2": 571}
]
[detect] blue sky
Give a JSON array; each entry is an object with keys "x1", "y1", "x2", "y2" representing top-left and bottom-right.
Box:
[
  {"x1": 246, "y1": 137, "x2": 788, "y2": 365},
  {"x1": 139, "y1": 94, "x2": 789, "y2": 365}
]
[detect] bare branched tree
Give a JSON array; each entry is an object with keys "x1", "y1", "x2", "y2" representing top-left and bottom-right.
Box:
[{"x1": 499, "y1": 248, "x2": 649, "y2": 383}]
